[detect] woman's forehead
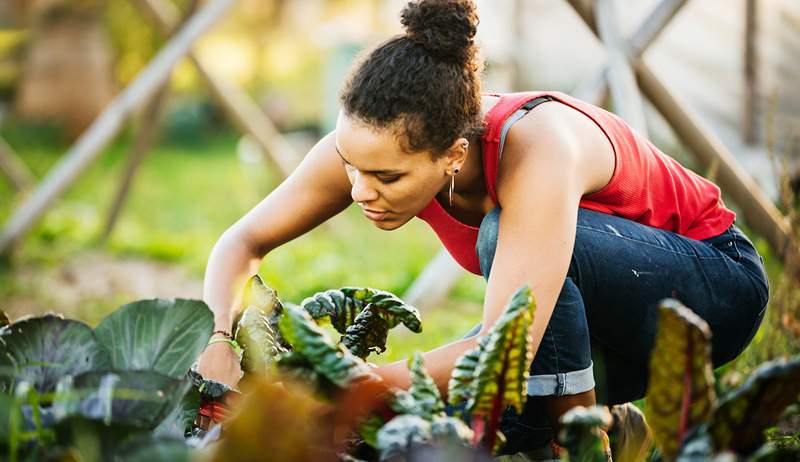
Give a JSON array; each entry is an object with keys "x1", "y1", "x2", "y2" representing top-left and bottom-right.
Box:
[{"x1": 335, "y1": 113, "x2": 421, "y2": 169}]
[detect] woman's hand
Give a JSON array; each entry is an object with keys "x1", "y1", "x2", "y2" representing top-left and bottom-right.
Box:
[{"x1": 197, "y1": 340, "x2": 243, "y2": 389}]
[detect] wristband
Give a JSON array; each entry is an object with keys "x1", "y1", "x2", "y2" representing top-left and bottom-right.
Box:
[{"x1": 207, "y1": 337, "x2": 243, "y2": 357}]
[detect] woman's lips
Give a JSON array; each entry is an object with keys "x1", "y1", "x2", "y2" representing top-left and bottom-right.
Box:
[{"x1": 362, "y1": 209, "x2": 388, "y2": 221}]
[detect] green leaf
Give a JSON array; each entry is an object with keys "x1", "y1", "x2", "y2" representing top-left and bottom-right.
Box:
[
  {"x1": 644, "y1": 299, "x2": 716, "y2": 461},
  {"x1": 557, "y1": 406, "x2": 612, "y2": 462},
  {"x1": 359, "y1": 415, "x2": 385, "y2": 447},
  {"x1": 706, "y1": 355, "x2": 800, "y2": 455},
  {"x1": 233, "y1": 274, "x2": 283, "y2": 345},
  {"x1": 94, "y1": 299, "x2": 214, "y2": 379},
  {"x1": 0, "y1": 315, "x2": 111, "y2": 394},
  {"x1": 466, "y1": 286, "x2": 536, "y2": 450},
  {"x1": 71, "y1": 370, "x2": 192, "y2": 429},
  {"x1": 235, "y1": 305, "x2": 287, "y2": 377},
  {"x1": 446, "y1": 338, "x2": 486, "y2": 411},
  {"x1": 392, "y1": 352, "x2": 445, "y2": 420},
  {"x1": 376, "y1": 414, "x2": 432, "y2": 460},
  {"x1": 300, "y1": 288, "x2": 364, "y2": 333},
  {"x1": 153, "y1": 377, "x2": 200, "y2": 438},
  {"x1": 430, "y1": 414, "x2": 474, "y2": 447},
  {"x1": 114, "y1": 434, "x2": 193, "y2": 462},
  {"x1": 302, "y1": 287, "x2": 421, "y2": 335},
  {"x1": 339, "y1": 292, "x2": 422, "y2": 359},
  {"x1": 241, "y1": 275, "x2": 281, "y2": 318},
  {"x1": 278, "y1": 304, "x2": 372, "y2": 389},
  {"x1": 274, "y1": 351, "x2": 324, "y2": 388}
]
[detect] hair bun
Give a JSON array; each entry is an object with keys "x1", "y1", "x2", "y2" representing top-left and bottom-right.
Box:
[{"x1": 400, "y1": 0, "x2": 478, "y2": 63}]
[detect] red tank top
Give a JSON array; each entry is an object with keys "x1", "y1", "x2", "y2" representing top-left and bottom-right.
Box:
[{"x1": 416, "y1": 91, "x2": 736, "y2": 275}]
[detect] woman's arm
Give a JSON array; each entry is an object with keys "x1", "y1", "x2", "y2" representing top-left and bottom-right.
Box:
[
  {"x1": 198, "y1": 131, "x2": 353, "y2": 387},
  {"x1": 373, "y1": 110, "x2": 593, "y2": 396}
]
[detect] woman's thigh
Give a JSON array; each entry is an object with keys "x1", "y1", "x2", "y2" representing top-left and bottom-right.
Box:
[{"x1": 572, "y1": 208, "x2": 769, "y2": 372}]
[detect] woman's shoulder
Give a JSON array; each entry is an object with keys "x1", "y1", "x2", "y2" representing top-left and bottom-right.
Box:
[{"x1": 498, "y1": 97, "x2": 617, "y2": 197}]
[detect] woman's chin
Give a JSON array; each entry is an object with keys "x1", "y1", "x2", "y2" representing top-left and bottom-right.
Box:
[{"x1": 370, "y1": 216, "x2": 406, "y2": 231}]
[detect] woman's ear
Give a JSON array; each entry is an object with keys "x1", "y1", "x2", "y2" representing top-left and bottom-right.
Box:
[{"x1": 444, "y1": 137, "x2": 470, "y2": 173}]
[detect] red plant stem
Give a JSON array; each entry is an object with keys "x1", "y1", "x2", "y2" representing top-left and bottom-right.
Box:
[
  {"x1": 678, "y1": 332, "x2": 693, "y2": 440},
  {"x1": 484, "y1": 321, "x2": 520, "y2": 451}
]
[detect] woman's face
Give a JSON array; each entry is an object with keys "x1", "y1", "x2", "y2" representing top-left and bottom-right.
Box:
[{"x1": 335, "y1": 112, "x2": 450, "y2": 230}]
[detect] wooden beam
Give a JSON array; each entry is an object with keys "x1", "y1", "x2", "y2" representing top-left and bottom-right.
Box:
[
  {"x1": 567, "y1": 0, "x2": 793, "y2": 260},
  {"x1": 573, "y1": 0, "x2": 688, "y2": 105},
  {"x1": 0, "y1": 0, "x2": 236, "y2": 255},
  {"x1": 101, "y1": 83, "x2": 170, "y2": 242},
  {"x1": 135, "y1": 0, "x2": 302, "y2": 178},
  {"x1": 595, "y1": 0, "x2": 648, "y2": 135}
]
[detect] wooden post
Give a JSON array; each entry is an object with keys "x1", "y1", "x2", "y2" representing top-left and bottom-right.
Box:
[
  {"x1": 101, "y1": 84, "x2": 170, "y2": 242},
  {"x1": 0, "y1": 0, "x2": 236, "y2": 255},
  {"x1": 0, "y1": 136, "x2": 35, "y2": 192},
  {"x1": 402, "y1": 249, "x2": 464, "y2": 310},
  {"x1": 566, "y1": 0, "x2": 793, "y2": 261},
  {"x1": 742, "y1": 0, "x2": 759, "y2": 145},
  {"x1": 595, "y1": 0, "x2": 648, "y2": 136}
]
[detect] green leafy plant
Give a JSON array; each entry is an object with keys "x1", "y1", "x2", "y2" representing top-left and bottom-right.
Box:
[
  {"x1": 550, "y1": 299, "x2": 800, "y2": 462},
  {"x1": 644, "y1": 299, "x2": 717, "y2": 460},
  {"x1": 558, "y1": 405, "x2": 612, "y2": 462},
  {"x1": 0, "y1": 299, "x2": 214, "y2": 461}
]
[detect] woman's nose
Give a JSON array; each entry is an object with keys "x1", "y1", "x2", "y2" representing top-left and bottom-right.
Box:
[{"x1": 350, "y1": 172, "x2": 379, "y2": 203}]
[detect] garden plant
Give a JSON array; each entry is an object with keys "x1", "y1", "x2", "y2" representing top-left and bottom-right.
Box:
[{"x1": 1, "y1": 275, "x2": 798, "y2": 461}]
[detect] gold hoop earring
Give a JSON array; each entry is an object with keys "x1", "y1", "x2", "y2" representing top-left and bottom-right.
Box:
[{"x1": 449, "y1": 174, "x2": 455, "y2": 206}]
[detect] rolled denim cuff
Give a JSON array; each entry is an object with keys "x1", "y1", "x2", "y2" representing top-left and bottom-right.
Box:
[{"x1": 527, "y1": 361, "x2": 595, "y2": 397}]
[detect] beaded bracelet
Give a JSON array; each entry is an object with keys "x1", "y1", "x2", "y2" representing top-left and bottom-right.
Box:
[
  {"x1": 207, "y1": 330, "x2": 243, "y2": 357},
  {"x1": 211, "y1": 329, "x2": 233, "y2": 339}
]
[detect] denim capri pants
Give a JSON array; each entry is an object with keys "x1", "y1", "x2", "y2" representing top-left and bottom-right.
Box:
[{"x1": 467, "y1": 206, "x2": 770, "y2": 450}]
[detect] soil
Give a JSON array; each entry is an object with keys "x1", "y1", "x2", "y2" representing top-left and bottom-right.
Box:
[{"x1": 2, "y1": 250, "x2": 203, "y2": 325}]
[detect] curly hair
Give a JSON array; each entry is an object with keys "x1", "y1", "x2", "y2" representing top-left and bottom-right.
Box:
[{"x1": 339, "y1": 0, "x2": 484, "y2": 157}]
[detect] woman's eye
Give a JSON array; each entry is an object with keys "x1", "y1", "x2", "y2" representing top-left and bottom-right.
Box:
[{"x1": 378, "y1": 176, "x2": 400, "y2": 184}]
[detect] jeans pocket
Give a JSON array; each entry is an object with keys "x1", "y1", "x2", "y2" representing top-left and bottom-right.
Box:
[{"x1": 706, "y1": 228, "x2": 742, "y2": 262}]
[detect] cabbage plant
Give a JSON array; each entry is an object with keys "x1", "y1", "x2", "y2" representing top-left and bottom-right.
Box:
[{"x1": 0, "y1": 300, "x2": 214, "y2": 461}]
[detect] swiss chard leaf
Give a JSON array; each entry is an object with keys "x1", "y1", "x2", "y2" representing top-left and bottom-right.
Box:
[
  {"x1": 391, "y1": 352, "x2": 445, "y2": 420},
  {"x1": 340, "y1": 293, "x2": 422, "y2": 359},
  {"x1": 0, "y1": 315, "x2": 110, "y2": 394},
  {"x1": 644, "y1": 299, "x2": 716, "y2": 461},
  {"x1": 446, "y1": 340, "x2": 484, "y2": 411},
  {"x1": 94, "y1": 299, "x2": 214, "y2": 379},
  {"x1": 278, "y1": 303, "x2": 373, "y2": 389},
  {"x1": 302, "y1": 287, "x2": 421, "y2": 333},
  {"x1": 376, "y1": 414, "x2": 433, "y2": 461},
  {"x1": 706, "y1": 355, "x2": 800, "y2": 455},
  {"x1": 467, "y1": 285, "x2": 535, "y2": 450},
  {"x1": 430, "y1": 414, "x2": 474, "y2": 447},
  {"x1": 235, "y1": 306, "x2": 287, "y2": 377},
  {"x1": 300, "y1": 288, "x2": 365, "y2": 333}
]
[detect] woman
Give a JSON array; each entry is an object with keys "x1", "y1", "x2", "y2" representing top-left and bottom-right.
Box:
[{"x1": 198, "y1": 0, "x2": 769, "y2": 453}]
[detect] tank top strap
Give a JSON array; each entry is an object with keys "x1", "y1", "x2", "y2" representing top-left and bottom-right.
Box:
[{"x1": 481, "y1": 91, "x2": 557, "y2": 204}]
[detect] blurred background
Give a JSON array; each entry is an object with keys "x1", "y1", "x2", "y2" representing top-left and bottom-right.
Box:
[{"x1": 0, "y1": 0, "x2": 798, "y2": 376}]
